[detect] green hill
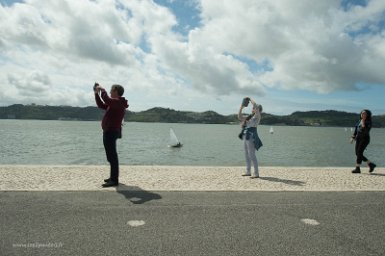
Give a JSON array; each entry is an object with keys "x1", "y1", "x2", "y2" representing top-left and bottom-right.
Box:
[
  {"x1": 0, "y1": 104, "x2": 384, "y2": 127},
  {"x1": 126, "y1": 107, "x2": 233, "y2": 124}
]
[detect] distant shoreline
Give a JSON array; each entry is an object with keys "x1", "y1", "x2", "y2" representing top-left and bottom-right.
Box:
[
  {"x1": 3, "y1": 119, "x2": 385, "y2": 130},
  {"x1": 1, "y1": 104, "x2": 385, "y2": 127}
]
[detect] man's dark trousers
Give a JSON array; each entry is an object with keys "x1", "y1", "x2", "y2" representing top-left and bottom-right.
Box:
[{"x1": 103, "y1": 130, "x2": 120, "y2": 183}]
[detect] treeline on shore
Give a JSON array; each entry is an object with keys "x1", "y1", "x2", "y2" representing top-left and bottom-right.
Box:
[{"x1": 1, "y1": 104, "x2": 384, "y2": 127}]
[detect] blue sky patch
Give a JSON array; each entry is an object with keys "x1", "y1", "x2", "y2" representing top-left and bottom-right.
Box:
[
  {"x1": 0, "y1": 0, "x2": 23, "y2": 6},
  {"x1": 340, "y1": 0, "x2": 368, "y2": 11},
  {"x1": 345, "y1": 11, "x2": 385, "y2": 37},
  {"x1": 154, "y1": 0, "x2": 201, "y2": 36},
  {"x1": 223, "y1": 52, "x2": 274, "y2": 74}
]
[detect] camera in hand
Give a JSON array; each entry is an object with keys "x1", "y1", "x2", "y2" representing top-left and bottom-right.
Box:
[
  {"x1": 93, "y1": 82, "x2": 99, "y2": 92},
  {"x1": 242, "y1": 97, "x2": 250, "y2": 107}
]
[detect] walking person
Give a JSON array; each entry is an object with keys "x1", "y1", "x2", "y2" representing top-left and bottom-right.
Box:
[
  {"x1": 351, "y1": 109, "x2": 376, "y2": 174},
  {"x1": 238, "y1": 97, "x2": 263, "y2": 179},
  {"x1": 94, "y1": 83, "x2": 129, "y2": 187}
]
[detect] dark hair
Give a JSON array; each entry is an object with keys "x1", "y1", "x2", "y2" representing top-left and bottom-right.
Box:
[
  {"x1": 361, "y1": 109, "x2": 372, "y2": 122},
  {"x1": 112, "y1": 84, "x2": 124, "y2": 96}
]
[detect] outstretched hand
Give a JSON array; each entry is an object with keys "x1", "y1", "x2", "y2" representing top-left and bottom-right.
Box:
[{"x1": 94, "y1": 84, "x2": 104, "y2": 94}]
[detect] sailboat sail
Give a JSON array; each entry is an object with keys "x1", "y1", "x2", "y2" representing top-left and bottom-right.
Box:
[
  {"x1": 269, "y1": 126, "x2": 274, "y2": 134},
  {"x1": 169, "y1": 128, "x2": 180, "y2": 146}
]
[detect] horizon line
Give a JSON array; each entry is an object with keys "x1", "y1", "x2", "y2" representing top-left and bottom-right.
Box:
[{"x1": 2, "y1": 103, "x2": 384, "y2": 117}]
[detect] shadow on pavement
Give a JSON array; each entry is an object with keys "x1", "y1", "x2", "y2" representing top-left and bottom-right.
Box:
[
  {"x1": 259, "y1": 176, "x2": 306, "y2": 186},
  {"x1": 115, "y1": 183, "x2": 162, "y2": 204},
  {"x1": 368, "y1": 173, "x2": 385, "y2": 177}
]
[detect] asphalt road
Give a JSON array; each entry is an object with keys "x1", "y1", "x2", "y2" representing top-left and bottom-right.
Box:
[{"x1": 1, "y1": 186, "x2": 385, "y2": 256}]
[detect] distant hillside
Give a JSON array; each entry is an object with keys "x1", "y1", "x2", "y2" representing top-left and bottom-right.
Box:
[
  {"x1": 129, "y1": 107, "x2": 234, "y2": 124},
  {"x1": 0, "y1": 104, "x2": 234, "y2": 124},
  {"x1": 0, "y1": 104, "x2": 103, "y2": 121},
  {"x1": 288, "y1": 110, "x2": 385, "y2": 128},
  {"x1": 0, "y1": 104, "x2": 384, "y2": 127}
]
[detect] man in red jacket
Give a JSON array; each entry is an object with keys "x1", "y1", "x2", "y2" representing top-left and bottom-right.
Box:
[{"x1": 94, "y1": 83, "x2": 129, "y2": 187}]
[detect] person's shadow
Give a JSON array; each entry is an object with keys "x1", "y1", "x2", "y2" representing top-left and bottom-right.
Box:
[
  {"x1": 366, "y1": 173, "x2": 385, "y2": 177},
  {"x1": 258, "y1": 176, "x2": 306, "y2": 186},
  {"x1": 115, "y1": 183, "x2": 162, "y2": 204}
]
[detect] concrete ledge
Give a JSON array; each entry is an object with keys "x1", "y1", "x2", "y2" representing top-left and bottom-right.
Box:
[{"x1": 0, "y1": 165, "x2": 384, "y2": 191}]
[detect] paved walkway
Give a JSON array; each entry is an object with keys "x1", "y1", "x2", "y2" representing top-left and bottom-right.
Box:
[{"x1": 1, "y1": 165, "x2": 384, "y2": 191}]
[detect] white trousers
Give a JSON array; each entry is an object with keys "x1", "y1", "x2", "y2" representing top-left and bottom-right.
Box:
[{"x1": 244, "y1": 138, "x2": 259, "y2": 176}]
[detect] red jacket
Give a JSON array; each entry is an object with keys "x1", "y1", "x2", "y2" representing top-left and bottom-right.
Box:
[{"x1": 95, "y1": 89, "x2": 129, "y2": 132}]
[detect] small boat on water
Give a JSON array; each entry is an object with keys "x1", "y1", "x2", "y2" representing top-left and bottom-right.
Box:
[
  {"x1": 169, "y1": 128, "x2": 183, "y2": 148},
  {"x1": 269, "y1": 126, "x2": 274, "y2": 134}
]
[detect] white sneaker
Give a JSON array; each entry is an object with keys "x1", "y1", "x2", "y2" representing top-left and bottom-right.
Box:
[{"x1": 250, "y1": 175, "x2": 259, "y2": 179}]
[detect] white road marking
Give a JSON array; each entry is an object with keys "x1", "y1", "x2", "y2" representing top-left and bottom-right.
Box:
[
  {"x1": 127, "y1": 220, "x2": 146, "y2": 227},
  {"x1": 130, "y1": 197, "x2": 142, "y2": 203},
  {"x1": 301, "y1": 218, "x2": 320, "y2": 226}
]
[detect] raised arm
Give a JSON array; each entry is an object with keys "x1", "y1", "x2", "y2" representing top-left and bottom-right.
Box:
[
  {"x1": 238, "y1": 97, "x2": 254, "y2": 121},
  {"x1": 238, "y1": 104, "x2": 245, "y2": 121},
  {"x1": 95, "y1": 89, "x2": 107, "y2": 110},
  {"x1": 249, "y1": 98, "x2": 257, "y2": 108},
  {"x1": 100, "y1": 88, "x2": 114, "y2": 105}
]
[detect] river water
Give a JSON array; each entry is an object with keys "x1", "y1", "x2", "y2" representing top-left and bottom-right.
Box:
[{"x1": 0, "y1": 120, "x2": 384, "y2": 167}]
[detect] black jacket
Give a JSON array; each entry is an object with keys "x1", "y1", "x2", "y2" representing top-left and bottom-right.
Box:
[{"x1": 352, "y1": 120, "x2": 371, "y2": 139}]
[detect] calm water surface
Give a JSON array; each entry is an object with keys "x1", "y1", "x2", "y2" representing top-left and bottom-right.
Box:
[{"x1": 0, "y1": 120, "x2": 384, "y2": 167}]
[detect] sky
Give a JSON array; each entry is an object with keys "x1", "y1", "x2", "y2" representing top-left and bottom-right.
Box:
[{"x1": 0, "y1": 0, "x2": 385, "y2": 115}]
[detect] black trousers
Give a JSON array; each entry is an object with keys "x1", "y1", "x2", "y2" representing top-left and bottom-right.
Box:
[
  {"x1": 103, "y1": 131, "x2": 120, "y2": 182},
  {"x1": 355, "y1": 136, "x2": 370, "y2": 164}
]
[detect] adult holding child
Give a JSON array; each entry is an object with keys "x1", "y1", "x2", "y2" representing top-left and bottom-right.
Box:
[
  {"x1": 238, "y1": 97, "x2": 263, "y2": 179},
  {"x1": 350, "y1": 109, "x2": 376, "y2": 174},
  {"x1": 94, "y1": 83, "x2": 129, "y2": 187}
]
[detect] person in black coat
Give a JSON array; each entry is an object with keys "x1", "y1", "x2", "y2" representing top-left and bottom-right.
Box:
[{"x1": 351, "y1": 109, "x2": 376, "y2": 174}]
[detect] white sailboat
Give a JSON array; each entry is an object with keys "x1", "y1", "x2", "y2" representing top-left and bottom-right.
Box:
[
  {"x1": 269, "y1": 126, "x2": 274, "y2": 134},
  {"x1": 169, "y1": 128, "x2": 182, "y2": 148}
]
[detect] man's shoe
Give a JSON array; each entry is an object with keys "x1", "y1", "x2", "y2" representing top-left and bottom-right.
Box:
[
  {"x1": 352, "y1": 167, "x2": 361, "y2": 174},
  {"x1": 104, "y1": 178, "x2": 111, "y2": 183},
  {"x1": 241, "y1": 173, "x2": 251, "y2": 176},
  {"x1": 102, "y1": 181, "x2": 118, "y2": 188},
  {"x1": 369, "y1": 163, "x2": 377, "y2": 173},
  {"x1": 250, "y1": 175, "x2": 259, "y2": 179}
]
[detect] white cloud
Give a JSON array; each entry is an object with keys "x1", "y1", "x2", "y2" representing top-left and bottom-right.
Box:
[
  {"x1": 191, "y1": 0, "x2": 385, "y2": 93},
  {"x1": 0, "y1": 0, "x2": 384, "y2": 114},
  {"x1": 8, "y1": 71, "x2": 51, "y2": 94}
]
